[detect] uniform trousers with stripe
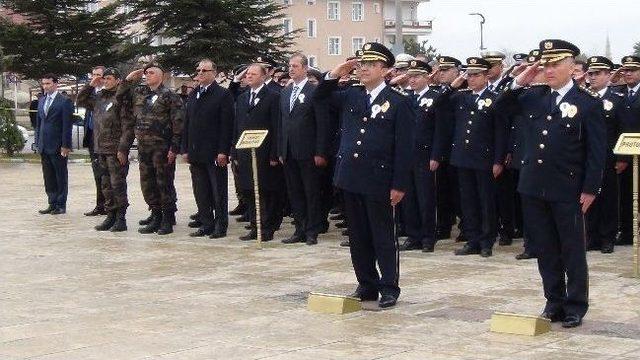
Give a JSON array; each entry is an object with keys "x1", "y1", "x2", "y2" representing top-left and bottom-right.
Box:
[{"x1": 343, "y1": 190, "x2": 400, "y2": 298}]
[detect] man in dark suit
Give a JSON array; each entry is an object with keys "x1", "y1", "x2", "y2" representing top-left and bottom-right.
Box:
[
  {"x1": 498, "y1": 39, "x2": 606, "y2": 328},
  {"x1": 315, "y1": 42, "x2": 415, "y2": 309},
  {"x1": 232, "y1": 64, "x2": 283, "y2": 241},
  {"x1": 182, "y1": 59, "x2": 234, "y2": 239},
  {"x1": 35, "y1": 73, "x2": 74, "y2": 215},
  {"x1": 278, "y1": 53, "x2": 328, "y2": 246},
  {"x1": 83, "y1": 66, "x2": 108, "y2": 217},
  {"x1": 617, "y1": 55, "x2": 640, "y2": 246}
]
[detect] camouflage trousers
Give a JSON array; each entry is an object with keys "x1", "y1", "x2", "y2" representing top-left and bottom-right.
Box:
[
  {"x1": 138, "y1": 146, "x2": 177, "y2": 212},
  {"x1": 97, "y1": 154, "x2": 129, "y2": 211}
]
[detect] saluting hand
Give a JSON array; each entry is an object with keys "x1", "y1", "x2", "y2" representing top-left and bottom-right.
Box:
[
  {"x1": 330, "y1": 59, "x2": 358, "y2": 79},
  {"x1": 450, "y1": 73, "x2": 466, "y2": 89},
  {"x1": 580, "y1": 193, "x2": 596, "y2": 214},
  {"x1": 89, "y1": 76, "x2": 103, "y2": 88},
  {"x1": 389, "y1": 73, "x2": 408, "y2": 86},
  {"x1": 510, "y1": 63, "x2": 529, "y2": 78},
  {"x1": 515, "y1": 61, "x2": 542, "y2": 87},
  {"x1": 126, "y1": 68, "x2": 144, "y2": 82}
]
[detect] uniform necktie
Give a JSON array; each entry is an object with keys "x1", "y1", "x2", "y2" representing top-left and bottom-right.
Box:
[
  {"x1": 290, "y1": 85, "x2": 299, "y2": 111},
  {"x1": 250, "y1": 91, "x2": 256, "y2": 106},
  {"x1": 44, "y1": 95, "x2": 52, "y2": 115},
  {"x1": 550, "y1": 91, "x2": 560, "y2": 107},
  {"x1": 488, "y1": 84, "x2": 494, "y2": 92},
  {"x1": 197, "y1": 87, "x2": 205, "y2": 99},
  {"x1": 630, "y1": 89, "x2": 635, "y2": 100}
]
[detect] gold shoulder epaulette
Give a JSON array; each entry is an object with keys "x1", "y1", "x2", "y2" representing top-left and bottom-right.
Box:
[
  {"x1": 579, "y1": 85, "x2": 599, "y2": 98},
  {"x1": 391, "y1": 86, "x2": 408, "y2": 96}
]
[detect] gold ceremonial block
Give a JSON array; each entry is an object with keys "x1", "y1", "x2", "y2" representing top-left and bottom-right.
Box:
[
  {"x1": 614, "y1": 133, "x2": 640, "y2": 155},
  {"x1": 307, "y1": 293, "x2": 362, "y2": 314},
  {"x1": 489, "y1": 312, "x2": 551, "y2": 336},
  {"x1": 235, "y1": 130, "x2": 269, "y2": 149}
]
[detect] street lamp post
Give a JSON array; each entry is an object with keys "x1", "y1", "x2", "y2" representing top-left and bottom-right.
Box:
[{"x1": 469, "y1": 12, "x2": 486, "y2": 51}]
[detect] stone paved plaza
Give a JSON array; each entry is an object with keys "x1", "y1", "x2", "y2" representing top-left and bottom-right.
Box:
[{"x1": 1, "y1": 161, "x2": 640, "y2": 360}]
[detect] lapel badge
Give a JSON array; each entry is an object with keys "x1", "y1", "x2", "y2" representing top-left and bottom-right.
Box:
[
  {"x1": 380, "y1": 100, "x2": 390, "y2": 113},
  {"x1": 603, "y1": 99, "x2": 613, "y2": 111},
  {"x1": 477, "y1": 99, "x2": 486, "y2": 110},
  {"x1": 371, "y1": 104, "x2": 382, "y2": 118},
  {"x1": 567, "y1": 104, "x2": 578, "y2": 118},
  {"x1": 105, "y1": 102, "x2": 113, "y2": 112},
  {"x1": 298, "y1": 93, "x2": 305, "y2": 104},
  {"x1": 420, "y1": 98, "x2": 434, "y2": 108},
  {"x1": 151, "y1": 94, "x2": 158, "y2": 104}
]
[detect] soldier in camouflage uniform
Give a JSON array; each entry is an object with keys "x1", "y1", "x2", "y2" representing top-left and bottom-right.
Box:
[
  {"x1": 77, "y1": 67, "x2": 131, "y2": 232},
  {"x1": 119, "y1": 63, "x2": 185, "y2": 235}
]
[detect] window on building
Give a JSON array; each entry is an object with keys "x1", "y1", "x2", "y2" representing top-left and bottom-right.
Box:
[
  {"x1": 327, "y1": 1, "x2": 340, "y2": 21},
  {"x1": 306, "y1": 0, "x2": 316, "y2": 4},
  {"x1": 309, "y1": 55, "x2": 317, "y2": 68},
  {"x1": 307, "y1": 19, "x2": 317, "y2": 38},
  {"x1": 328, "y1": 37, "x2": 342, "y2": 56},
  {"x1": 283, "y1": 18, "x2": 293, "y2": 34},
  {"x1": 373, "y1": 2, "x2": 381, "y2": 14},
  {"x1": 352, "y1": 2, "x2": 363, "y2": 21},
  {"x1": 352, "y1": 37, "x2": 365, "y2": 55}
]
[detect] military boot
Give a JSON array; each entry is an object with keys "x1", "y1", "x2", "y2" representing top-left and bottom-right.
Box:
[
  {"x1": 110, "y1": 209, "x2": 127, "y2": 232},
  {"x1": 95, "y1": 211, "x2": 116, "y2": 231},
  {"x1": 156, "y1": 210, "x2": 174, "y2": 235},
  {"x1": 139, "y1": 211, "x2": 154, "y2": 225},
  {"x1": 139, "y1": 210, "x2": 162, "y2": 234}
]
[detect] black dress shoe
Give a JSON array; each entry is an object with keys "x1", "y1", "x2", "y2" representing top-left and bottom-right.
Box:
[
  {"x1": 422, "y1": 243, "x2": 434, "y2": 253},
  {"x1": 350, "y1": 286, "x2": 378, "y2": 301},
  {"x1": 601, "y1": 242, "x2": 614, "y2": 254},
  {"x1": 540, "y1": 311, "x2": 565, "y2": 323},
  {"x1": 341, "y1": 229, "x2": 349, "y2": 236},
  {"x1": 236, "y1": 214, "x2": 250, "y2": 223},
  {"x1": 319, "y1": 222, "x2": 329, "y2": 234},
  {"x1": 189, "y1": 213, "x2": 198, "y2": 220},
  {"x1": 498, "y1": 235, "x2": 513, "y2": 246},
  {"x1": 244, "y1": 223, "x2": 254, "y2": 230},
  {"x1": 306, "y1": 236, "x2": 318, "y2": 245},
  {"x1": 513, "y1": 229, "x2": 524, "y2": 239},
  {"x1": 329, "y1": 207, "x2": 342, "y2": 215},
  {"x1": 189, "y1": 228, "x2": 212, "y2": 237},
  {"x1": 84, "y1": 207, "x2": 106, "y2": 216},
  {"x1": 229, "y1": 204, "x2": 246, "y2": 216},
  {"x1": 335, "y1": 221, "x2": 348, "y2": 229},
  {"x1": 586, "y1": 243, "x2": 601, "y2": 251},
  {"x1": 282, "y1": 235, "x2": 304, "y2": 244},
  {"x1": 262, "y1": 232, "x2": 274, "y2": 242},
  {"x1": 454, "y1": 244, "x2": 480, "y2": 255},
  {"x1": 240, "y1": 231, "x2": 257, "y2": 241},
  {"x1": 38, "y1": 205, "x2": 56, "y2": 214},
  {"x1": 209, "y1": 230, "x2": 227, "y2": 239},
  {"x1": 379, "y1": 294, "x2": 397, "y2": 308},
  {"x1": 480, "y1": 248, "x2": 493, "y2": 257},
  {"x1": 188, "y1": 220, "x2": 203, "y2": 228},
  {"x1": 340, "y1": 239, "x2": 350, "y2": 247},
  {"x1": 515, "y1": 252, "x2": 537, "y2": 260},
  {"x1": 398, "y1": 239, "x2": 422, "y2": 251},
  {"x1": 50, "y1": 208, "x2": 66, "y2": 215},
  {"x1": 562, "y1": 314, "x2": 582, "y2": 328},
  {"x1": 435, "y1": 230, "x2": 451, "y2": 240}
]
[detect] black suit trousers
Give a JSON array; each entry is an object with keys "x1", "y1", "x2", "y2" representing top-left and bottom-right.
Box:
[
  {"x1": 521, "y1": 195, "x2": 589, "y2": 318},
  {"x1": 190, "y1": 162, "x2": 229, "y2": 232},
  {"x1": 457, "y1": 167, "x2": 497, "y2": 249},
  {"x1": 402, "y1": 164, "x2": 436, "y2": 245},
  {"x1": 41, "y1": 152, "x2": 68, "y2": 209},
  {"x1": 344, "y1": 190, "x2": 400, "y2": 298},
  {"x1": 283, "y1": 156, "x2": 325, "y2": 237}
]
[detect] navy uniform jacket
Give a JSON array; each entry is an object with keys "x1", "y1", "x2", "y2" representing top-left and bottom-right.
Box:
[
  {"x1": 35, "y1": 93, "x2": 74, "y2": 154},
  {"x1": 435, "y1": 88, "x2": 507, "y2": 171},
  {"x1": 278, "y1": 82, "x2": 328, "y2": 160},
  {"x1": 507, "y1": 113, "x2": 526, "y2": 170},
  {"x1": 601, "y1": 88, "x2": 635, "y2": 165},
  {"x1": 497, "y1": 82, "x2": 606, "y2": 202},
  {"x1": 623, "y1": 86, "x2": 640, "y2": 133},
  {"x1": 314, "y1": 78, "x2": 415, "y2": 199},
  {"x1": 413, "y1": 86, "x2": 443, "y2": 166}
]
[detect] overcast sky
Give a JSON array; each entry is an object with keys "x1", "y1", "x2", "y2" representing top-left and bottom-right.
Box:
[{"x1": 417, "y1": 0, "x2": 637, "y2": 62}]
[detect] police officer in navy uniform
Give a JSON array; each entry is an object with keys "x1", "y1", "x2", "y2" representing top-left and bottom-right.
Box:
[
  {"x1": 398, "y1": 60, "x2": 440, "y2": 252},
  {"x1": 498, "y1": 39, "x2": 606, "y2": 328},
  {"x1": 315, "y1": 42, "x2": 415, "y2": 308},
  {"x1": 432, "y1": 56, "x2": 465, "y2": 242},
  {"x1": 511, "y1": 50, "x2": 545, "y2": 260},
  {"x1": 585, "y1": 56, "x2": 635, "y2": 253},
  {"x1": 617, "y1": 55, "x2": 640, "y2": 246},
  {"x1": 435, "y1": 57, "x2": 507, "y2": 257}
]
